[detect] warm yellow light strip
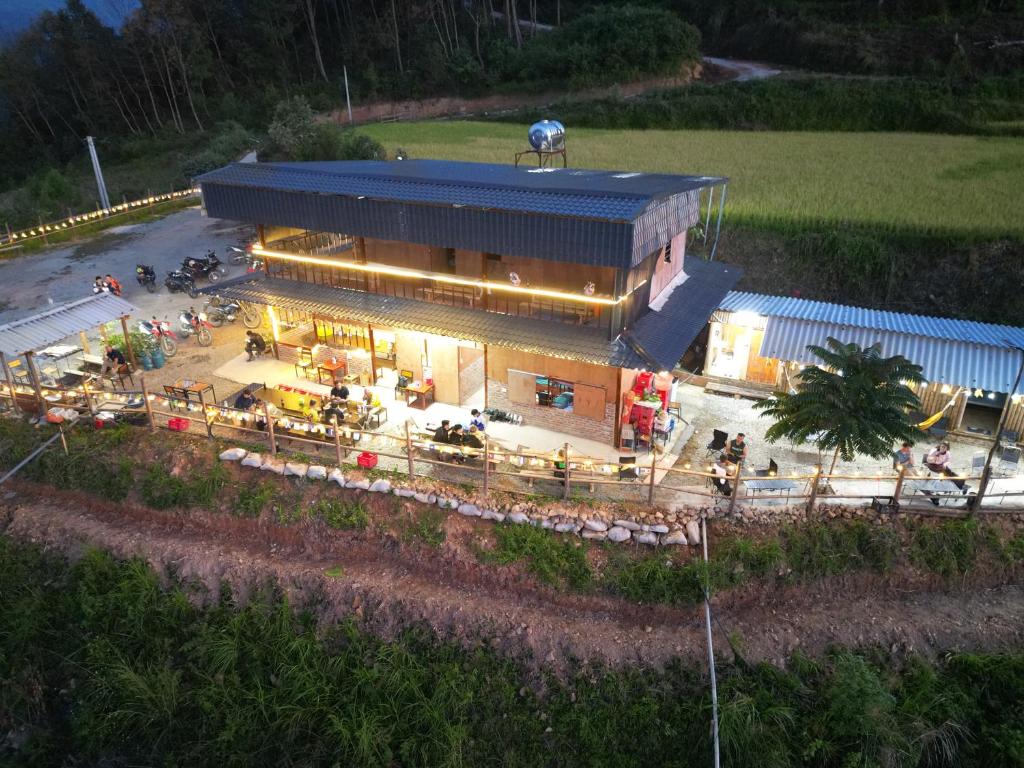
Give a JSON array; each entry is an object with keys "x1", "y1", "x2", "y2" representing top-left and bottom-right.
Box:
[{"x1": 252, "y1": 246, "x2": 636, "y2": 306}]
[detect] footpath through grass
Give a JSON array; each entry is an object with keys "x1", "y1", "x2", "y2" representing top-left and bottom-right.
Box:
[
  {"x1": 361, "y1": 121, "x2": 1024, "y2": 240},
  {"x1": 2, "y1": 538, "x2": 1024, "y2": 767}
]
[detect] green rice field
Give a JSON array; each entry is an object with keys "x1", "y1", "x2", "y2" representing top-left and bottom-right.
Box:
[{"x1": 361, "y1": 122, "x2": 1024, "y2": 239}]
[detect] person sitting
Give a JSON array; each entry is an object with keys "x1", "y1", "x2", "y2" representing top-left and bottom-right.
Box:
[
  {"x1": 362, "y1": 387, "x2": 374, "y2": 406},
  {"x1": 432, "y1": 419, "x2": 450, "y2": 444},
  {"x1": 104, "y1": 274, "x2": 122, "y2": 296},
  {"x1": 727, "y1": 433, "x2": 748, "y2": 464},
  {"x1": 93, "y1": 275, "x2": 107, "y2": 294},
  {"x1": 302, "y1": 399, "x2": 320, "y2": 422},
  {"x1": 926, "y1": 442, "x2": 967, "y2": 491},
  {"x1": 712, "y1": 454, "x2": 733, "y2": 496},
  {"x1": 245, "y1": 331, "x2": 267, "y2": 361},
  {"x1": 462, "y1": 424, "x2": 484, "y2": 450},
  {"x1": 234, "y1": 388, "x2": 256, "y2": 410},
  {"x1": 448, "y1": 424, "x2": 465, "y2": 444},
  {"x1": 330, "y1": 382, "x2": 350, "y2": 401},
  {"x1": 100, "y1": 344, "x2": 126, "y2": 377},
  {"x1": 470, "y1": 409, "x2": 486, "y2": 432},
  {"x1": 893, "y1": 442, "x2": 916, "y2": 473}
]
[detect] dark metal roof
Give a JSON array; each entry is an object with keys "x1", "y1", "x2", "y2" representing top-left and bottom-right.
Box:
[
  {"x1": 622, "y1": 259, "x2": 742, "y2": 371},
  {"x1": 217, "y1": 276, "x2": 643, "y2": 368},
  {"x1": 198, "y1": 160, "x2": 719, "y2": 269}
]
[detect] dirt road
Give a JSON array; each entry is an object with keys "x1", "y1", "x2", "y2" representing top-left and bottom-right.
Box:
[{"x1": 2, "y1": 485, "x2": 1021, "y2": 672}]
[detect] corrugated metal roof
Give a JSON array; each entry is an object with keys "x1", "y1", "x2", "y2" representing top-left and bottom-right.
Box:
[
  {"x1": 720, "y1": 291, "x2": 1024, "y2": 349},
  {"x1": 0, "y1": 293, "x2": 139, "y2": 357},
  {"x1": 624, "y1": 258, "x2": 742, "y2": 371},
  {"x1": 719, "y1": 292, "x2": 1024, "y2": 394},
  {"x1": 198, "y1": 160, "x2": 714, "y2": 269},
  {"x1": 218, "y1": 276, "x2": 642, "y2": 368}
]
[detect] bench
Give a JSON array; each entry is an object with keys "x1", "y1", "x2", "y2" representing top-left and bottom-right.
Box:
[{"x1": 704, "y1": 381, "x2": 772, "y2": 401}]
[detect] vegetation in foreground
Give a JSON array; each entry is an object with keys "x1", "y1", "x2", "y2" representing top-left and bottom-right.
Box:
[{"x1": 1, "y1": 538, "x2": 1023, "y2": 767}]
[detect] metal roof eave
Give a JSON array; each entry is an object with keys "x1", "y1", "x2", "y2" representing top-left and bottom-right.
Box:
[{"x1": 0, "y1": 293, "x2": 140, "y2": 358}]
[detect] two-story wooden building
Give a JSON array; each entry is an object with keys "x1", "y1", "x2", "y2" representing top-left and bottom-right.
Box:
[{"x1": 198, "y1": 159, "x2": 740, "y2": 448}]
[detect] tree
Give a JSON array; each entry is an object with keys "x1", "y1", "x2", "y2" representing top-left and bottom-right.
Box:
[{"x1": 753, "y1": 337, "x2": 924, "y2": 477}]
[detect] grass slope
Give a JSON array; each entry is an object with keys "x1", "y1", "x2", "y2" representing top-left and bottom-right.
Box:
[{"x1": 361, "y1": 122, "x2": 1024, "y2": 239}]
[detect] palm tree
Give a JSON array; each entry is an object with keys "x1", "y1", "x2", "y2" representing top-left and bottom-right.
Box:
[{"x1": 754, "y1": 337, "x2": 925, "y2": 479}]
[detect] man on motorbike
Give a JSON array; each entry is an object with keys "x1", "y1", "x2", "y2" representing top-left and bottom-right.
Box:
[{"x1": 93, "y1": 276, "x2": 107, "y2": 293}]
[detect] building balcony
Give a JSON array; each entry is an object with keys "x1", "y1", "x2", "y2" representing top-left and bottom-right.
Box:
[{"x1": 257, "y1": 246, "x2": 617, "y2": 332}]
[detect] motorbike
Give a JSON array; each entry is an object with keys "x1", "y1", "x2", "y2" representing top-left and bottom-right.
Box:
[
  {"x1": 203, "y1": 296, "x2": 261, "y2": 328},
  {"x1": 165, "y1": 269, "x2": 199, "y2": 298},
  {"x1": 136, "y1": 264, "x2": 157, "y2": 293},
  {"x1": 178, "y1": 308, "x2": 213, "y2": 346},
  {"x1": 182, "y1": 250, "x2": 226, "y2": 282},
  {"x1": 138, "y1": 317, "x2": 178, "y2": 357},
  {"x1": 226, "y1": 245, "x2": 251, "y2": 265}
]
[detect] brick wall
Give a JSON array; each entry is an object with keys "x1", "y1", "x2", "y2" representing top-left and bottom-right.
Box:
[
  {"x1": 459, "y1": 354, "x2": 484, "y2": 404},
  {"x1": 486, "y1": 378, "x2": 616, "y2": 446}
]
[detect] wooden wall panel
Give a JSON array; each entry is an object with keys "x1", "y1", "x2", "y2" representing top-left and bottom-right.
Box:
[
  {"x1": 395, "y1": 331, "x2": 423, "y2": 381},
  {"x1": 574, "y1": 382, "x2": 607, "y2": 421},
  {"x1": 508, "y1": 369, "x2": 537, "y2": 405},
  {"x1": 430, "y1": 339, "x2": 460, "y2": 404},
  {"x1": 364, "y1": 238, "x2": 431, "y2": 271}
]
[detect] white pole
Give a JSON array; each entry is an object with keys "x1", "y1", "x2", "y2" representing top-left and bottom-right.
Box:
[
  {"x1": 701, "y1": 516, "x2": 721, "y2": 768},
  {"x1": 86, "y1": 136, "x2": 111, "y2": 210},
  {"x1": 343, "y1": 66, "x2": 354, "y2": 124}
]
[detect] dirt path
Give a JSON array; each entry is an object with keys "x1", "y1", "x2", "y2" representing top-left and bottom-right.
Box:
[{"x1": 2, "y1": 486, "x2": 1022, "y2": 672}]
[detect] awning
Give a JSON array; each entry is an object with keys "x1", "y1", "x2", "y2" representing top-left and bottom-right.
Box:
[
  {"x1": 761, "y1": 317, "x2": 1024, "y2": 394},
  {"x1": 0, "y1": 293, "x2": 139, "y2": 358},
  {"x1": 218, "y1": 275, "x2": 643, "y2": 368},
  {"x1": 623, "y1": 258, "x2": 742, "y2": 371}
]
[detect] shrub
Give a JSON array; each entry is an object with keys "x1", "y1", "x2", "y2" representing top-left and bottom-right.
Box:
[
  {"x1": 315, "y1": 498, "x2": 369, "y2": 530},
  {"x1": 140, "y1": 463, "x2": 226, "y2": 510},
  {"x1": 481, "y1": 523, "x2": 592, "y2": 589},
  {"x1": 910, "y1": 518, "x2": 986, "y2": 577},
  {"x1": 233, "y1": 483, "x2": 276, "y2": 518},
  {"x1": 399, "y1": 508, "x2": 447, "y2": 548}
]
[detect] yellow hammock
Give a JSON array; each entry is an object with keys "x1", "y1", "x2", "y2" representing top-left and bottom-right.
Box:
[{"x1": 916, "y1": 387, "x2": 965, "y2": 429}]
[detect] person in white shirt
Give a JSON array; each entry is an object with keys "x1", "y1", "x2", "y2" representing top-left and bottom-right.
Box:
[{"x1": 925, "y1": 442, "x2": 967, "y2": 491}]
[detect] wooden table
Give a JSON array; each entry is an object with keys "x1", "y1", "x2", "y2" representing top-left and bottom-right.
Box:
[
  {"x1": 166, "y1": 379, "x2": 216, "y2": 403},
  {"x1": 317, "y1": 359, "x2": 347, "y2": 385},
  {"x1": 399, "y1": 382, "x2": 434, "y2": 410}
]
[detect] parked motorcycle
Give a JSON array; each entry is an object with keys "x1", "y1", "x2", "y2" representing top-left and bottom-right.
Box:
[
  {"x1": 138, "y1": 317, "x2": 178, "y2": 357},
  {"x1": 136, "y1": 264, "x2": 157, "y2": 293},
  {"x1": 178, "y1": 308, "x2": 213, "y2": 346},
  {"x1": 165, "y1": 269, "x2": 199, "y2": 298},
  {"x1": 226, "y1": 245, "x2": 251, "y2": 265},
  {"x1": 202, "y1": 296, "x2": 260, "y2": 328},
  {"x1": 182, "y1": 250, "x2": 226, "y2": 282}
]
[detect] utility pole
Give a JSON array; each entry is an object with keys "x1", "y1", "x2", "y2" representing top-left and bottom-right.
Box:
[
  {"x1": 86, "y1": 136, "x2": 111, "y2": 211},
  {"x1": 342, "y1": 66, "x2": 353, "y2": 124},
  {"x1": 974, "y1": 342, "x2": 1024, "y2": 508}
]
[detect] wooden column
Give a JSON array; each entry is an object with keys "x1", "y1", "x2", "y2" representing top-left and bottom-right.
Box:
[
  {"x1": 483, "y1": 345, "x2": 489, "y2": 408},
  {"x1": 199, "y1": 390, "x2": 213, "y2": 438},
  {"x1": 119, "y1": 315, "x2": 137, "y2": 368},
  {"x1": 648, "y1": 449, "x2": 658, "y2": 504},
  {"x1": 141, "y1": 375, "x2": 155, "y2": 430},
  {"x1": 405, "y1": 420, "x2": 415, "y2": 479},
  {"x1": 368, "y1": 325, "x2": 378, "y2": 384},
  {"x1": 0, "y1": 351, "x2": 15, "y2": 403},
  {"x1": 562, "y1": 442, "x2": 571, "y2": 500},
  {"x1": 332, "y1": 417, "x2": 343, "y2": 466},
  {"x1": 24, "y1": 352, "x2": 45, "y2": 416},
  {"x1": 483, "y1": 433, "x2": 490, "y2": 496},
  {"x1": 727, "y1": 457, "x2": 743, "y2": 516},
  {"x1": 256, "y1": 224, "x2": 265, "y2": 247},
  {"x1": 264, "y1": 402, "x2": 277, "y2": 456},
  {"x1": 79, "y1": 331, "x2": 91, "y2": 355}
]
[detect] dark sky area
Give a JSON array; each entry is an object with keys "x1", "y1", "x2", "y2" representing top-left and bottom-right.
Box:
[{"x1": 1, "y1": 0, "x2": 135, "y2": 38}]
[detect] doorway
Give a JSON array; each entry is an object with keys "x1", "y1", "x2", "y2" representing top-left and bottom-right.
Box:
[{"x1": 458, "y1": 347, "x2": 485, "y2": 407}]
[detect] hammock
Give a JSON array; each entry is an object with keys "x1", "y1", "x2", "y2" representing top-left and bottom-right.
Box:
[{"x1": 916, "y1": 388, "x2": 964, "y2": 429}]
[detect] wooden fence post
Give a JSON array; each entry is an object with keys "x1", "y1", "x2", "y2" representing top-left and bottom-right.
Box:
[
  {"x1": 893, "y1": 467, "x2": 905, "y2": 506},
  {"x1": 140, "y1": 375, "x2": 155, "y2": 430},
  {"x1": 199, "y1": 390, "x2": 213, "y2": 438},
  {"x1": 24, "y1": 352, "x2": 45, "y2": 417},
  {"x1": 80, "y1": 375, "x2": 97, "y2": 416},
  {"x1": 405, "y1": 420, "x2": 415, "y2": 479},
  {"x1": 483, "y1": 433, "x2": 490, "y2": 496},
  {"x1": 264, "y1": 402, "x2": 277, "y2": 456},
  {"x1": 806, "y1": 465, "x2": 822, "y2": 515},
  {"x1": 119, "y1": 315, "x2": 137, "y2": 369},
  {"x1": 562, "y1": 442, "x2": 571, "y2": 500},
  {"x1": 648, "y1": 449, "x2": 658, "y2": 504},
  {"x1": 727, "y1": 457, "x2": 743, "y2": 516},
  {"x1": 333, "y1": 417, "x2": 343, "y2": 466}
]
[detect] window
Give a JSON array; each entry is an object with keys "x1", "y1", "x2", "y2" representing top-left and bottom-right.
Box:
[{"x1": 535, "y1": 376, "x2": 574, "y2": 410}]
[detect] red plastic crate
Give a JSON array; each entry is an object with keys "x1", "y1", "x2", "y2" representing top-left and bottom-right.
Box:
[
  {"x1": 168, "y1": 417, "x2": 191, "y2": 432},
  {"x1": 356, "y1": 451, "x2": 378, "y2": 469}
]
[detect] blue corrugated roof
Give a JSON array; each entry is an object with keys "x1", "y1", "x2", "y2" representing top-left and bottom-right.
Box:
[
  {"x1": 720, "y1": 292, "x2": 1024, "y2": 349},
  {"x1": 719, "y1": 292, "x2": 1024, "y2": 394}
]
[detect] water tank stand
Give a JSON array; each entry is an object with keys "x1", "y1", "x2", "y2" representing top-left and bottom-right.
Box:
[{"x1": 514, "y1": 148, "x2": 567, "y2": 168}]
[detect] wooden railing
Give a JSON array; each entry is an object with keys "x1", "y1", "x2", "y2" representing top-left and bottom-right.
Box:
[{"x1": 4, "y1": 379, "x2": 1023, "y2": 514}]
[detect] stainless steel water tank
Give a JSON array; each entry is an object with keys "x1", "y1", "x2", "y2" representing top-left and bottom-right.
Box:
[{"x1": 528, "y1": 120, "x2": 565, "y2": 151}]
